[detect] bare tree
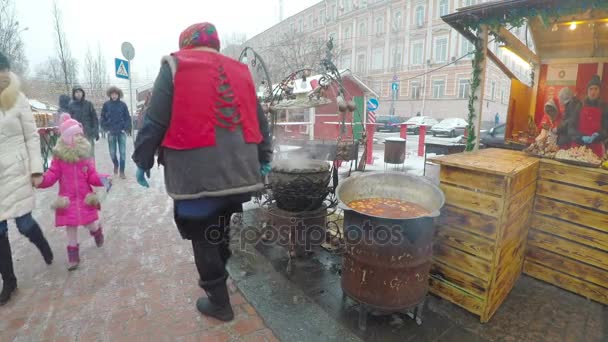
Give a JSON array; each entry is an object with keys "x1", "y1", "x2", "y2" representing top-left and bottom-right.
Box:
[
  {"x1": 83, "y1": 44, "x2": 109, "y2": 108},
  {"x1": 52, "y1": 0, "x2": 77, "y2": 93},
  {"x1": 23, "y1": 57, "x2": 70, "y2": 104},
  {"x1": 0, "y1": 0, "x2": 28, "y2": 75},
  {"x1": 221, "y1": 31, "x2": 248, "y2": 60},
  {"x1": 256, "y1": 30, "x2": 342, "y2": 81}
]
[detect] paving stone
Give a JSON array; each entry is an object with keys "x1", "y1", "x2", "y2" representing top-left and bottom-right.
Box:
[{"x1": 0, "y1": 141, "x2": 276, "y2": 342}]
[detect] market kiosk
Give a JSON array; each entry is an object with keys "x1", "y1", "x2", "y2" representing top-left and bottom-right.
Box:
[{"x1": 431, "y1": 0, "x2": 608, "y2": 323}]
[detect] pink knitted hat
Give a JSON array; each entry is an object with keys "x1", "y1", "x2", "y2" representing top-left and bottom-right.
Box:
[{"x1": 59, "y1": 113, "x2": 83, "y2": 145}]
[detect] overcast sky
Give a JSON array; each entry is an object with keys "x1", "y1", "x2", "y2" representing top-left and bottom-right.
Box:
[{"x1": 16, "y1": 0, "x2": 318, "y2": 92}]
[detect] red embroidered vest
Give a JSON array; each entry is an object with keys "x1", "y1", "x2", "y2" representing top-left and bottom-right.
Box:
[{"x1": 162, "y1": 50, "x2": 262, "y2": 150}]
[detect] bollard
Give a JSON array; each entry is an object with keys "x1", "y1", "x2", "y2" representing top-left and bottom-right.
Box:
[
  {"x1": 418, "y1": 125, "x2": 427, "y2": 157},
  {"x1": 400, "y1": 123, "x2": 408, "y2": 139},
  {"x1": 366, "y1": 123, "x2": 375, "y2": 165}
]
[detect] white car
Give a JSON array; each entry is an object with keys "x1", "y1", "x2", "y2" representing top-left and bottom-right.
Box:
[
  {"x1": 430, "y1": 118, "x2": 468, "y2": 137},
  {"x1": 405, "y1": 116, "x2": 440, "y2": 135}
]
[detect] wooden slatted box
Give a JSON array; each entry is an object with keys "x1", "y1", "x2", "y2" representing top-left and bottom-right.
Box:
[
  {"x1": 524, "y1": 159, "x2": 608, "y2": 305},
  {"x1": 430, "y1": 149, "x2": 539, "y2": 322}
]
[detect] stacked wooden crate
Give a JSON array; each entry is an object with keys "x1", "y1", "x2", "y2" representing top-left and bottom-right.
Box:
[
  {"x1": 524, "y1": 159, "x2": 608, "y2": 305},
  {"x1": 430, "y1": 149, "x2": 539, "y2": 322}
]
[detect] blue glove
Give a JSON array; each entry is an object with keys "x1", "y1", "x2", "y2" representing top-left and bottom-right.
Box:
[
  {"x1": 582, "y1": 133, "x2": 599, "y2": 144},
  {"x1": 260, "y1": 163, "x2": 272, "y2": 177},
  {"x1": 136, "y1": 168, "x2": 150, "y2": 188}
]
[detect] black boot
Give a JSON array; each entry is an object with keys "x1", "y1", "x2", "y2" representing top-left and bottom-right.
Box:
[
  {"x1": 23, "y1": 223, "x2": 53, "y2": 265},
  {"x1": 196, "y1": 275, "x2": 234, "y2": 322},
  {"x1": 0, "y1": 234, "x2": 17, "y2": 306}
]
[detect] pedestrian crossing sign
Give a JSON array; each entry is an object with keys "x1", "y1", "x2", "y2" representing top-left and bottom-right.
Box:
[{"x1": 115, "y1": 58, "x2": 130, "y2": 80}]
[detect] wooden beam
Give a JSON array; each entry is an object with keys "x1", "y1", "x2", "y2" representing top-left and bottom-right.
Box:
[{"x1": 496, "y1": 27, "x2": 540, "y2": 65}]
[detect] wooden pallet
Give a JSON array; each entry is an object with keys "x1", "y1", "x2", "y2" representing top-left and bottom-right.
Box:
[{"x1": 430, "y1": 149, "x2": 539, "y2": 323}]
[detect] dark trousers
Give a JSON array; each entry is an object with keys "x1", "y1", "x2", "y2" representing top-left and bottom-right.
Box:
[{"x1": 174, "y1": 209, "x2": 236, "y2": 284}]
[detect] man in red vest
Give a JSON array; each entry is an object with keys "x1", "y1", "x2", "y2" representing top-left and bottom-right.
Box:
[
  {"x1": 568, "y1": 75, "x2": 608, "y2": 157},
  {"x1": 132, "y1": 22, "x2": 272, "y2": 321}
]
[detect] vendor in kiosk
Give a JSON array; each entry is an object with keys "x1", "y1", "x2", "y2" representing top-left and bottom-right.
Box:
[{"x1": 566, "y1": 75, "x2": 608, "y2": 157}]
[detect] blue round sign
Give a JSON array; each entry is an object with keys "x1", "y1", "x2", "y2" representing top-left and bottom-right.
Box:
[{"x1": 367, "y1": 98, "x2": 379, "y2": 111}]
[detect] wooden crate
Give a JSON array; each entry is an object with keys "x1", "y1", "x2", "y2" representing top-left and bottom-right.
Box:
[
  {"x1": 524, "y1": 159, "x2": 608, "y2": 305},
  {"x1": 430, "y1": 149, "x2": 539, "y2": 322}
]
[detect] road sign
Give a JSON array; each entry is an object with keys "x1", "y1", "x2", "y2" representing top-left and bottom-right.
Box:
[
  {"x1": 392, "y1": 82, "x2": 399, "y2": 91},
  {"x1": 121, "y1": 42, "x2": 135, "y2": 60},
  {"x1": 115, "y1": 58, "x2": 130, "y2": 80},
  {"x1": 366, "y1": 98, "x2": 379, "y2": 111}
]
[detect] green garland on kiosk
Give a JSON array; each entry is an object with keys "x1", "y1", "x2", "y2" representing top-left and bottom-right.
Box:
[{"x1": 466, "y1": 38, "x2": 484, "y2": 151}]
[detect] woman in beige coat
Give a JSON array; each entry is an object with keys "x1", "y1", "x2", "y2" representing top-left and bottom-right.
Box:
[{"x1": 0, "y1": 52, "x2": 53, "y2": 306}]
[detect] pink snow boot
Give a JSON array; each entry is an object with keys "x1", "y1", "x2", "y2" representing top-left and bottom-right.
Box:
[
  {"x1": 67, "y1": 245, "x2": 80, "y2": 271},
  {"x1": 90, "y1": 226, "x2": 104, "y2": 248}
]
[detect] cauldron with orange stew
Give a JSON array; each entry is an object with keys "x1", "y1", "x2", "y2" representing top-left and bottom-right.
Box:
[{"x1": 336, "y1": 172, "x2": 445, "y2": 328}]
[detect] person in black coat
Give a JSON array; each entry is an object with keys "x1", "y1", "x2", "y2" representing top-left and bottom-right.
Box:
[{"x1": 68, "y1": 86, "x2": 99, "y2": 156}]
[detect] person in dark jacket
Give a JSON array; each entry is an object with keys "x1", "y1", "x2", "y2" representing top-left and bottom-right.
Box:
[
  {"x1": 101, "y1": 86, "x2": 131, "y2": 178},
  {"x1": 54, "y1": 94, "x2": 71, "y2": 127},
  {"x1": 68, "y1": 86, "x2": 99, "y2": 156},
  {"x1": 132, "y1": 22, "x2": 272, "y2": 322}
]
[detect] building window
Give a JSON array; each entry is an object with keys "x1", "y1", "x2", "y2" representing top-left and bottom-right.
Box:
[
  {"x1": 320, "y1": 9, "x2": 326, "y2": 23},
  {"x1": 356, "y1": 54, "x2": 366, "y2": 73},
  {"x1": 375, "y1": 17, "x2": 384, "y2": 34},
  {"x1": 342, "y1": 55, "x2": 352, "y2": 69},
  {"x1": 461, "y1": 38, "x2": 474, "y2": 59},
  {"x1": 298, "y1": 19, "x2": 303, "y2": 32},
  {"x1": 415, "y1": 6, "x2": 425, "y2": 27},
  {"x1": 344, "y1": 26, "x2": 352, "y2": 40},
  {"x1": 501, "y1": 86, "x2": 506, "y2": 104},
  {"x1": 393, "y1": 11, "x2": 403, "y2": 30},
  {"x1": 411, "y1": 82, "x2": 421, "y2": 99},
  {"x1": 463, "y1": 0, "x2": 476, "y2": 7},
  {"x1": 491, "y1": 81, "x2": 496, "y2": 100},
  {"x1": 330, "y1": 5, "x2": 337, "y2": 20},
  {"x1": 439, "y1": 0, "x2": 449, "y2": 17},
  {"x1": 372, "y1": 80, "x2": 382, "y2": 94},
  {"x1": 433, "y1": 79, "x2": 445, "y2": 98},
  {"x1": 434, "y1": 37, "x2": 448, "y2": 63},
  {"x1": 390, "y1": 45, "x2": 403, "y2": 69},
  {"x1": 344, "y1": 0, "x2": 352, "y2": 12},
  {"x1": 372, "y1": 47, "x2": 384, "y2": 71},
  {"x1": 412, "y1": 42, "x2": 424, "y2": 65},
  {"x1": 309, "y1": 15, "x2": 314, "y2": 29},
  {"x1": 358, "y1": 21, "x2": 367, "y2": 37},
  {"x1": 458, "y1": 79, "x2": 471, "y2": 98}
]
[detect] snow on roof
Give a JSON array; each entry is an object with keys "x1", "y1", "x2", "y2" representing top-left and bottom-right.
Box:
[
  {"x1": 29, "y1": 99, "x2": 57, "y2": 112},
  {"x1": 257, "y1": 69, "x2": 378, "y2": 98}
]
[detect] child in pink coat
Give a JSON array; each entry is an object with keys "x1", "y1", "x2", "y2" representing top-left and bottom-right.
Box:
[{"x1": 36, "y1": 114, "x2": 109, "y2": 270}]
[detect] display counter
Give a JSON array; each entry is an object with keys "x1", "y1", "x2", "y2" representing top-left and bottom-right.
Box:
[
  {"x1": 430, "y1": 149, "x2": 539, "y2": 322},
  {"x1": 524, "y1": 159, "x2": 608, "y2": 305}
]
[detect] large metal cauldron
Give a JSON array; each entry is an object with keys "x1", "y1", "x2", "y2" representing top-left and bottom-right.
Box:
[
  {"x1": 269, "y1": 159, "x2": 331, "y2": 212},
  {"x1": 336, "y1": 172, "x2": 444, "y2": 313}
]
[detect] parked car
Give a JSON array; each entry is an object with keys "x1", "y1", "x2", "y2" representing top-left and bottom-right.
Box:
[
  {"x1": 376, "y1": 116, "x2": 408, "y2": 132},
  {"x1": 480, "y1": 123, "x2": 506, "y2": 148},
  {"x1": 404, "y1": 116, "x2": 439, "y2": 135},
  {"x1": 430, "y1": 118, "x2": 468, "y2": 137}
]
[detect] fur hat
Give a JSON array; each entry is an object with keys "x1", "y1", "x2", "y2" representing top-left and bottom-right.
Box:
[
  {"x1": 179, "y1": 22, "x2": 221, "y2": 51},
  {"x1": 544, "y1": 98, "x2": 559, "y2": 118},
  {"x1": 0, "y1": 52, "x2": 10, "y2": 71},
  {"x1": 587, "y1": 75, "x2": 601, "y2": 89},
  {"x1": 106, "y1": 86, "x2": 123, "y2": 98},
  {"x1": 59, "y1": 113, "x2": 84, "y2": 145}
]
